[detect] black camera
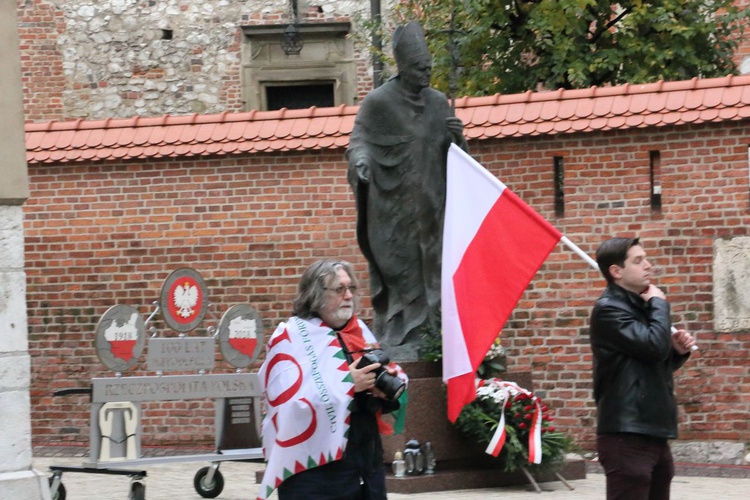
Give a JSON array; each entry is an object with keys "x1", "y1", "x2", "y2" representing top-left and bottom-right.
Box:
[{"x1": 359, "y1": 349, "x2": 406, "y2": 401}]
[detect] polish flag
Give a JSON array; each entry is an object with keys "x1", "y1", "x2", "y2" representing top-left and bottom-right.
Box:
[{"x1": 442, "y1": 144, "x2": 562, "y2": 422}]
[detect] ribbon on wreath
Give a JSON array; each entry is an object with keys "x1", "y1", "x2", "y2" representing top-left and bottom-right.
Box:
[{"x1": 480, "y1": 379, "x2": 543, "y2": 464}]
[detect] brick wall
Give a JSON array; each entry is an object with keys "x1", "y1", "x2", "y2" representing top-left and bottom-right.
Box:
[
  {"x1": 16, "y1": 0, "x2": 67, "y2": 122},
  {"x1": 25, "y1": 149, "x2": 366, "y2": 446},
  {"x1": 25, "y1": 120, "x2": 750, "y2": 451}
]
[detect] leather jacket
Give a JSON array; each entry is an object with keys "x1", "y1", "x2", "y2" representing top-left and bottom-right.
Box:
[{"x1": 589, "y1": 284, "x2": 690, "y2": 439}]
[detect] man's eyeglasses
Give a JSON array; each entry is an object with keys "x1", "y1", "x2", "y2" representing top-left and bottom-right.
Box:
[{"x1": 324, "y1": 285, "x2": 358, "y2": 296}]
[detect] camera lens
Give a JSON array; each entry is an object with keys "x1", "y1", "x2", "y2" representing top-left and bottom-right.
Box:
[
  {"x1": 375, "y1": 369, "x2": 406, "y2": 400},
  {"x1": 359, "y1": 349, "x2": 405, "y2": 400}
]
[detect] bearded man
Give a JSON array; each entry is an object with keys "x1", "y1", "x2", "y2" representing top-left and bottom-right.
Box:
[{"x1": 258, "y1": 260, "x2": 407, "y2": 500}]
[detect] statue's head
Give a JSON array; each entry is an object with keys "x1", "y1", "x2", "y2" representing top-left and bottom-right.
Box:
[{"x1": 393, "y1": 21, "x2": 432, "y2": 92}]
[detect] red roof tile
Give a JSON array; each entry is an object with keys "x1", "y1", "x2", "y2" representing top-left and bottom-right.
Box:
[
  {"x1": 488, "y1": 104, "x2": 507, "y2": 125},
  {"x1": 505, "y1": 102, "x2": 526, "y2": 123},
  {"x1": 102, "y1": 127, "x2": 123, "y2": 147},
  {"x1": 553, "y1": 121, "x2": 573, "y2": 133},
  {"x1": 574, "y1": 98, "x2": 595, "y2": 118},
  {"x1": 540, "y1": 100, "x2": 559, "y2": 121},
  {"x1": 339, "y1": 114, "x2": 356, "y2": 135},
  {"x1": 465, "y1": 127, "x2": 484, "y2": 140},
  {"x1": 676, "y1": 90, "x2": 694, "y2": 110},
  {"x1": 163, "y1": 124, "x2": 184, "y2": 145},
  {"x1": 522, "y1": 101, "x2": 544, "y2": 123},
  {"x1": 25, "y1": 75, "x2": 750, "y2": 164},
  {"x1": 556, "y1": 99, "x2": 577, "y2": 120},
  {"x1": 593, "y1": 96, "x2": 614, "y2": 116}
]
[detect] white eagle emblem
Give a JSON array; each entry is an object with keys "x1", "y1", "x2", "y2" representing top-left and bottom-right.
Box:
[{"x1": 173, "y1": 281, "x2": 199, "y2": 318}]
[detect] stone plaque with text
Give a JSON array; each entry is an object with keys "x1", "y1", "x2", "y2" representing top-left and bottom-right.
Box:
[
  {"x1": 714, "y1": 237, "x2": 750, "y2": 332},
  {"x1": 146, "y1": 337, "x2": 215, "y2": 372}
]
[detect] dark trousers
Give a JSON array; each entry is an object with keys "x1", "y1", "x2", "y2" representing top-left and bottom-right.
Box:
[
  {"x1": 277, "y1": 456, "x2": 386, "y2": 500},
  {"x1": 597, "y1": 433, "x2": 674, "y2": 500}
]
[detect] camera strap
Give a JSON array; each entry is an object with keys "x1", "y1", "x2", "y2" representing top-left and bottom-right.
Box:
[
  {"x1": 335, "y1": 329, "x2": 370, "y2": 365},
  {"x1": 335, "y1": 331, "x2": 355, "y2": 365}
]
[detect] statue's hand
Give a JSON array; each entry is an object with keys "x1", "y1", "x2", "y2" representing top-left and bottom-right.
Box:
[
  {"x1": 355, "y1": 159, "x2": 370, "y2": 183},
  {"x1": 445, "y1": 116, "x2": 465, "y2": 142}
]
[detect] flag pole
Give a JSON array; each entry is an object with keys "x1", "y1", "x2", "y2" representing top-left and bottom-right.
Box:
[
  {"x1": 560, "y1": 236, "x2": 697, "y2": 350},
  {"x1": 560, "y1": 236, "x2": 598, "y2": 271}
]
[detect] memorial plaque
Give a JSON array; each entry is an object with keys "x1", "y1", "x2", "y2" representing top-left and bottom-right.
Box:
[
  {"x1": 146, "y1": 337, "x2": 215, "y2": 372},
  {"x1": 92, "y1": 373, "x2": 261, "y2": 403},
  {"x1": 95, "y1": 304, "x2": 147, "y2": 372},
  {"x1": 218, "y1": 304, "x2": 263, "y2": 368},
  {"x1": 159, "y1": 267, "x2": 209, "y2": 332},
  {"x1": 714, "y1": 237, "x2": 750, "y2": 332},
  {"x1": 218, "y1": 397, "x2": 262, "y2": 450}
]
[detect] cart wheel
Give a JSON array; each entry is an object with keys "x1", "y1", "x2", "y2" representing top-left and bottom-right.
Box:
[
  {"x1": 193, "y1": 466, "x2": 224, "y2": 498},
  {"x1": 48, "y1": 476, "x2": 67, "y2": 500},
  {"x1": 129, "y1": 481, "x2": 146, "y2": 500}
]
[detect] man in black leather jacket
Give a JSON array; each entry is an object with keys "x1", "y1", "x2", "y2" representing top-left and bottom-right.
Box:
[{"x1": 590, "y1": 237, "x2": 696, "y2": 500}]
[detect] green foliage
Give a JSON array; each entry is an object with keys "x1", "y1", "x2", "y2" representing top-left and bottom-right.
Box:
[
  {"x1": 454, "y1": 380, "x2": 572, "y2": 472},
  {"x1": 419, "y1": 327, "x2": 443, "y2": 362},
  {"x1": 476, "y1": 335, "x2": 506, "y2": 378},
  {"x1": 391, "y1": 0, "x2": 749, "y2": 96},
  {"x1": 476, "y1": 355, "x2": 506, "y2": 378}
]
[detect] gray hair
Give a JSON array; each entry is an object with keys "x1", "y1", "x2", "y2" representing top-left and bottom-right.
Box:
[{"x1": 292, "y1": 260, "x2": 360, "y2": 319}]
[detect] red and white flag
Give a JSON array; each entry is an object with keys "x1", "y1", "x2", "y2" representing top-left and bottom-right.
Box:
[{"x1": 442, "y1": 144, "x2": 562, "y2": 422}]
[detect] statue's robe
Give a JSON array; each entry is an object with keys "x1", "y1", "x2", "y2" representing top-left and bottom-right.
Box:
[{"x1": 347, "y1": 77, "x2": 467, "y2": 357}]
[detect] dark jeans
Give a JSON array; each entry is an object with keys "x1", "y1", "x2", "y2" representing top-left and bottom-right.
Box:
[
  {"x1": 597, "y1": 433, "x2": 674, "y2": 500},
  {"x1": 277, "y1": 456, "x2": 386, "y2": 500}
]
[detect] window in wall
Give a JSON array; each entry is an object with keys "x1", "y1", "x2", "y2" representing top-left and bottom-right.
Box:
[
  {"x1": 241, "y1": 23, "x2": 356, "y2": 111},
  {"x1": 554, "y1": 156, "x2": 564, "y2": 217},
  {"x1": 650, "y1": 150, "x2": 662, "y2": 212},
  {"x1": 265, "y1": 82, "x2": 335, "y2": 110}
]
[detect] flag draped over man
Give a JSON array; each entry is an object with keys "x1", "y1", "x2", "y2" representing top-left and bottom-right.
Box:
[{"x1": 442, "y1": 144, "x2": 562, "y2": 422}]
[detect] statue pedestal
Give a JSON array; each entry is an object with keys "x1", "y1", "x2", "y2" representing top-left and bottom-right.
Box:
[{"x1": 382, "y1": 362, "x2": 585, "y2": 493}]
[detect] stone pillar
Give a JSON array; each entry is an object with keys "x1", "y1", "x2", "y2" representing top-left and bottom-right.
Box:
[{"x1": 0, "y1": 1, "x2": 48, "y2": 498}]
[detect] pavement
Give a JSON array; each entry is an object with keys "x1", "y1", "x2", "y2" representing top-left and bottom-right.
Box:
[{"x1": 33, "y1": 446, "x2": 750, "y2": 500}]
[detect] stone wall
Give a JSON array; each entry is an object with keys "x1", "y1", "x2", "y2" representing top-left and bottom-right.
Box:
[{"x1": 17, "y1": 0, "x2": 396, "y2": 121}]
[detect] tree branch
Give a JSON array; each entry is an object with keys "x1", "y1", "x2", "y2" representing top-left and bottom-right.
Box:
[{"x1": 589, "y1": 6, "x2": 632, "y2": 44}]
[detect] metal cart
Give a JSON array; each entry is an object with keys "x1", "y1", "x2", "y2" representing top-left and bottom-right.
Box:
[
  {"x1": 48, "y1": 374, "x2": 264, "y2": 500},
  {"x1": 47, "y1": 269, "x2": 266, "y2": 499}
]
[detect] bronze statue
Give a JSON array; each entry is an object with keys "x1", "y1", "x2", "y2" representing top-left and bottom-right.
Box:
[{"x1": 347, "y1": 21, "x2": 468, "y2": 360}]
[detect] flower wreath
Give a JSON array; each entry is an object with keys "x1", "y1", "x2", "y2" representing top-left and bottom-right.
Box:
[{"x1": 454, "y1": 378, "x2": 571, "y2": 472}]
